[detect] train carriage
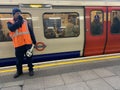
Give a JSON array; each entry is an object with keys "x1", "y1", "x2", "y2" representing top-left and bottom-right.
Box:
[{"x1": 0, "y1": 0, "x2": 120, "y2": 67}]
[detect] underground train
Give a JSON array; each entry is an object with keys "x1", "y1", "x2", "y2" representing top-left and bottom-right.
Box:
[{"x1": 0, "y1": 0, "x2": 120, "y2": 67}]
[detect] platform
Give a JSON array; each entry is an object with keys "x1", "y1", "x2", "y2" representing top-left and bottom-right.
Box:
[{"x1": 0, "y1": 54, "x2": 120, "y2": 90}]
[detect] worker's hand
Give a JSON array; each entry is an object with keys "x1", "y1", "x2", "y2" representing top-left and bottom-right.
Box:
[
  {"x1": 18, "y1": 15, "x2": 23, "y2": 21},
  {"x1": 17, "y1": 15, "x2": 23, "y2": 27},
  {"x1": 33, "y1": 43, "x2": 37, "y2": 49}
]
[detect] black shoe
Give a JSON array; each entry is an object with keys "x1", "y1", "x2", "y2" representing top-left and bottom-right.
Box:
[
  {"x1": 29, "y1": 70, "x2": 34, "y2": 76},
  {"x1": 13, "y1": 72, "x2": 23, "y2": 78}
]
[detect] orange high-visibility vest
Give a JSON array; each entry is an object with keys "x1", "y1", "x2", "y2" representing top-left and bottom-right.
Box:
[{"x1": 9, "y1": 19, "x2": 32, "y2": 48}]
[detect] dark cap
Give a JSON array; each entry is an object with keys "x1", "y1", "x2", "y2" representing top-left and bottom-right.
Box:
[
  {"x1": 94, "y1": 15, "x2": 100, "y2": 20},
  {"x1": 12, "y1": 7, "x2": 21, "y2": 15}
]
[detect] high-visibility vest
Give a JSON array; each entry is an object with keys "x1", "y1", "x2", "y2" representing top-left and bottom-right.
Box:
[{"x1": 9, "y1": 19, "x2": 32, "y2": 48}]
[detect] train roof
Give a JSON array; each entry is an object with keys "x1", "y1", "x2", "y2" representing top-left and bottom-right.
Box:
[{"x1": 0, "y1": 0, "x2": 120, "y2": 7}]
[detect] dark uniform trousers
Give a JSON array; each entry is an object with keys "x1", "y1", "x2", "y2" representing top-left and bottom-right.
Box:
[{"x1": 15, "y1": 44, "x2": 33, "y2": 73}]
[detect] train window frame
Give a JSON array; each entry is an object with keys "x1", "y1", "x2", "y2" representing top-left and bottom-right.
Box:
[
  {"x1": 43, "y1": 12, "x2": 80, "y2": 39},
  {"x1": 110, "y1": 10, "x2": 120, "y2": 34},
  {"x1": 90, "y1": 10, "x2": 104, "y2": 36},
  {"x1": 0, "y1": 12, "x2": 33, "y2": 42}
]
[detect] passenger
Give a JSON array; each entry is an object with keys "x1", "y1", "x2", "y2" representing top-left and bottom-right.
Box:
[
  {"x1": 73, "y1": 19, "x2": 80, "y2": 36},
  {"x1": 91, "y1": 15, "x2": 103, "y2": 35},
  {"x1": 64, "y1": 16, "x2": 75, "y2": 37},
  {"x1": 57, "y1": 28, "x2": 65, "y2": 37},
  {"x1": 53, "y1": 25, "x2": 59, "y2": 37},
  {"x1": 0, "y1": 19, "x2": 6, "y2": 41},
  {"x1": 53, "y1": 25, "x2": 65, "y2": 38},
  {"x1": 6, "y1": 33, "x2": 11, "y2": 41},
  {"x1": 7, "y1": 8, "x2": 36, "y2": 78},
  {"x1": 45, "y1": 29, "x2": 56, "y2": 38},
  {"x1": 0, "y1": 18, "x2": 2, "y2": 30},
  {"x1": 0, "y1": 30, "x2": 5, "y2": 41},
  {"x1": 111, "y1": 12, "x2": 120, "y2": 33}
]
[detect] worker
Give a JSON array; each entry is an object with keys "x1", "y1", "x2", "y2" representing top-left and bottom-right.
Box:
[{"x1": 7, "y1": 7, "x2": 36, "y2": 78}]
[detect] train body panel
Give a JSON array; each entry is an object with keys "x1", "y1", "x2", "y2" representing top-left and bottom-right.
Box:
[
  {"x1": 0, "y1": 0, "x2": 120, "y2": 67},
  {"x1": 0, "y1": 5, "x2": 85, "y2": 66}
]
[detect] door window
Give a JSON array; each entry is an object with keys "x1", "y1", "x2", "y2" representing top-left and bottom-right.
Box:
[{"x1": 90, "y1": 10, "x2": 103, "y2": 36}]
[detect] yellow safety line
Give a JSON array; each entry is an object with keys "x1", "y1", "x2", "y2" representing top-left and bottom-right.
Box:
[
  {"x1": 34, "y1": 55, "x2": 120, "y2": 68},
  {"x1": 0, "y1": 55, "x2": 120, "y2": 73}
]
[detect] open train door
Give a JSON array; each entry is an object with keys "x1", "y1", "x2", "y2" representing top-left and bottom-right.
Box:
[
  {"x1": 105, "y1": 7, "x2": 120, "y2": 54},
  {"x1": 84, "y1": 7, "x2": 107, "y2": 56}
]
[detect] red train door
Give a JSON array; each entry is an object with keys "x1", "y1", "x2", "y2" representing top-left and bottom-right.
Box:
[
  {"x1": 84, "y1": 7, "x2": 107, "y2": 56},
  {"x1": 105, "y1": 7, "x2": 120, "y2": 54}
]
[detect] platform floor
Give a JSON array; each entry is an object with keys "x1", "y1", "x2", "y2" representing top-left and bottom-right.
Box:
[{"x1": 1, "y1": 57, "x2": 120, "y2": 90}]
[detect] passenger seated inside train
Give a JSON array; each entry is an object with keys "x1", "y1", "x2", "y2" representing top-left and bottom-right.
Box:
[
  {"x1": 91, "y1": 15, "x2": 103, "y2": 35},
  {"x1": 73, "y1": 18, "x2": 80, "y2": 36},
  {"x1": 47, "y1": 25, "x2": 64, "y2": 38},
  {"x1": 0, "y1": 19, "x2": 4, "y2": 41},
  {"x1": 54, "y1": 25, "x2": 65, "y2": 38},
  {"x1": 64, "y1": 15, "x2": 79, "y2": 37},
  {"x1": 45, "y1": 27, "x2": 56, "y2": 38}
]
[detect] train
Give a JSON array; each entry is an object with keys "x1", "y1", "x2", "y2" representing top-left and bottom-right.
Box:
[{"x1": 0, "y1": 0, "x2": 120, "y2": 67}]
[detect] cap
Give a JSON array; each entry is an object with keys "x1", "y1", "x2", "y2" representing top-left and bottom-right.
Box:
[{"x1": 12, "y1": 7, "x2": 21, "y2": 15}]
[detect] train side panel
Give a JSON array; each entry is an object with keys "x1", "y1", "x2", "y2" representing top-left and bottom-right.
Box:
[{"x1": 0, "y1": 6, "x2": 85, "y2": 66}]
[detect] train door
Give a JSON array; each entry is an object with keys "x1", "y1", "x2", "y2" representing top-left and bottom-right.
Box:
[
  {"x1": 84, "y1": 7, "x2": 107, "y2": 56},
  {"x1": 105, "y1": 7, "x2": 120, "y2": 53}
]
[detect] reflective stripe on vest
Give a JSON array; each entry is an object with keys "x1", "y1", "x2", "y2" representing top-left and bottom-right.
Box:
[{"x1": 10, "y1": 29, "x2": 30, "y2": 39}]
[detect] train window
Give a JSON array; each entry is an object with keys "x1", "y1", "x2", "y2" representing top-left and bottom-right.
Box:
[
  {"x1": 43, "y1": 12, "x2": 80, "y2": 39},
  {"x1": 90, "y1": 10, "x2": 103, "y2": 36},
  {"x1": 0, "y1": 13, "x2": 32, "y2": 42},
  {"x1": 111, "y1": 11, "x2": 120, "y2": 34}
]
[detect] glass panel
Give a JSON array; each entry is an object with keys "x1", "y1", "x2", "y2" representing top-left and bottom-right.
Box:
[
  {"x1": 0, "y1": 13, "x2": 32, "y2": 42},
  {"x1": 43, "y1": 12, "x2": 80, "y2": 39},
  {"x1": 90, "y1": 10, "x2": 103, "y2": 36},
  {"x1": 111, "y1": 11, "x2": 120, "y2": 34}
]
